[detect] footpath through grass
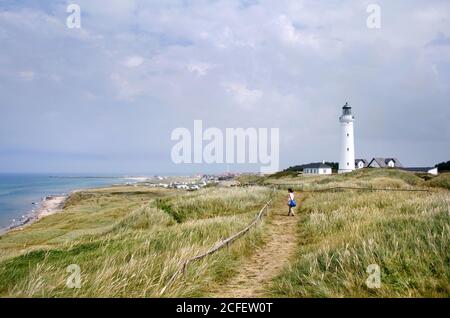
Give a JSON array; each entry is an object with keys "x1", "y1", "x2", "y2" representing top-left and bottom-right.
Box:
[
  {"x1": 0, "y1": 169, "x2": 448, "y2": 298},
  {"x1": 269, "y1": 170, "x2": 450, "y2": 297}
]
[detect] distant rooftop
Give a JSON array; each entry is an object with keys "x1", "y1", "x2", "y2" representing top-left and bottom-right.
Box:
[
  {"x1": 401, "y1": 167, "x2": 435, "y2": 172},
  {"x1": 303, "y1": 162, "x2": 332, "y2": 169}
]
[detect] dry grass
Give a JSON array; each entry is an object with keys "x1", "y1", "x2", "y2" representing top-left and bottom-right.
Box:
[
  {"x1": 0, "y1": 186, "x2": 272, "y2": 297},
  {"x1": 155, "y1": 186, "x2": 270, "y2": 222},
  {"x1": 269, "y1": 178, "x2": 450, "y2": 297},
  {"x1": 262, "y1": 169, "x2": 425, "y2": 190},
  {"x1": 1, "y1": 169, "x2": 448, "y2": 298},
  {"x1": 426, "y1": 173, "x2": 450, "y2": 190}
]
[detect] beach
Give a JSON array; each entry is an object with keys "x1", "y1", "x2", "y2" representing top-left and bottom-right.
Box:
[
  {"x1": 0, "y1": 175, "x2": 195, "y2": 235},
  {"x1": 0, "y1": 174, "x2": 139, "y2": 234},
  {"x1": 0, "y1": 194, "x2": 67, "y2": 235},
  {"x1": 35, "y1": 195, "x2": 66, "y2": 219}
]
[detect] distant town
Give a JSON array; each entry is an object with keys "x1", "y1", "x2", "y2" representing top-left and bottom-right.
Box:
[
  {"x1": 123, "y1": 173, "x2": 250, "y2": 191},
  {"x1": 116, "y1": 158, "x2": 450, "y2": 192}
]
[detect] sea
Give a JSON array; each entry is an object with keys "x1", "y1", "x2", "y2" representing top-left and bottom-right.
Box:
[{"x1": 0, "y1": 173, "x2": 138, "y2": 232}]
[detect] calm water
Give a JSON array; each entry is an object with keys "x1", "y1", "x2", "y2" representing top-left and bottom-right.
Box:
[{"x1": 0, "y1": 173, "x2": 132, "y2": 231}]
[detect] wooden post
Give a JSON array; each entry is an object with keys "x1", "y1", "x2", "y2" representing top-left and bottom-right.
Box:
[
  {"x1": 182, "y1": 261, "x2": 188, "y2": 277},
  {"x1": 160, "y1": 198, "x2": 272, "y2": 295}
]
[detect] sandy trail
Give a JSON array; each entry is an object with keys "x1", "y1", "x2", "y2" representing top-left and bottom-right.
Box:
[{"x1": 210, "y1": 194, "x2": 300, "y2": 298}]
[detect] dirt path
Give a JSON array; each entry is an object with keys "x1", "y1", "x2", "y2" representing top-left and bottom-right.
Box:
[{"x1": 210, "y1": 194, "x2": 300, "y2": 298}]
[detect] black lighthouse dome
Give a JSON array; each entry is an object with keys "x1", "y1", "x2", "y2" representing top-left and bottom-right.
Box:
[{"x1": 342, "y1": 102, "x2": 352, "y2": 116}]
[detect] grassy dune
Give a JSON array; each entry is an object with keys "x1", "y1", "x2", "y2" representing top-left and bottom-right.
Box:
[
  {"x1": 0, "y1": 186, "x2": 271, "y2": 297},
  {"x1": 263, "y1": 168, "x2": 425, "y2": 190},
  {"x1": 155, "y1": 187, "x2": 269, "y2": 222},
  {"x1": 270, "y1": 171, "x2": 450, "y2": 297},
  {"x1": 0, "y1": 169, "x2": 448, "y2": 298},
  {"x1": 426, "y1": 173, "x2": 450, "y2": 190}
]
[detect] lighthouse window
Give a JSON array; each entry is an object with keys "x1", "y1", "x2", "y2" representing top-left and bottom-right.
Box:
[
  {"x1": 347, "y1": 133, "x2": 349, "y2": 137},
  {"x1": 347, "y1": 148, "x2": 349, "y2": 151},
  {"x1": 347, "y1": 162, "x2": 349, "y2": 166}
]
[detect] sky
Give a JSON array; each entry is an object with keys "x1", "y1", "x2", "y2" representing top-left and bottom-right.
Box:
[{"x1": 0, "y1": 0, "x2": 449, "y2": 174}]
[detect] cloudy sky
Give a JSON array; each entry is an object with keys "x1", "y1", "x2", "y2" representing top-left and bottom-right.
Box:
[{"x1": 0, "y1": 0, "x2": 449, "y2": 174}]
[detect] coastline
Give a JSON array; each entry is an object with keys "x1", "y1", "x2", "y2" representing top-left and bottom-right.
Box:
[
  {"x1": 0, "y1": 175, "x2": 139, "y2": 237},
  {"x1": 36, "y1": 195, "x2": 67, "y2": 220},
  {"x1": 0, "y1": 176, "x2": 164, "y2": 236},
  {"x1": 0, "y1": 194, "x2": 68, "y2": 236}
]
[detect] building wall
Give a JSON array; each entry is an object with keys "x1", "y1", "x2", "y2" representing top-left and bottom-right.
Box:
[
  {"x1": 304, "y1": 168, "x2": 318, "y2": 174},
  {"x1": 339, "y1": 118, "x2": 355, "y2": 173},
  {"x1": 304, "y1": 168, "x2": 332, "y2": 175}
]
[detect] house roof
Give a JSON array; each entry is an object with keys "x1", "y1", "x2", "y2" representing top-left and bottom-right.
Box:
[
  {"x1": 401, "y1": 167, "x2": 435, "y2": 172},
  {"x1": 303, "y1": 162, "x2": 332, "y2": 169},
  {"x1": 385, "y1": 158, "x2": 404, "y2": 167},
  {"x1": 355, "y1": 159, "x2": 368, "y2": 166},
  {"x1": 368, "y1": 157, "x2": 404, "y2": 168},
  {"x1": 369, "y1": 158, "x2": 387, "y2": 167}
]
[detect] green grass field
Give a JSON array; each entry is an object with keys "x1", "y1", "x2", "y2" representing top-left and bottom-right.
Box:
[
  {"x1": 0, "y1": 169, "x2": 448, "y2": 298},
  {"x1": 268, "y1": 170, "x2": 450, "y2": 297},
  {"x1": 262, "y1": 168, "x2": 426, "y2": 189},
  {"x1": 0, "y1": 186, "x2": 272, "y2": 297}
]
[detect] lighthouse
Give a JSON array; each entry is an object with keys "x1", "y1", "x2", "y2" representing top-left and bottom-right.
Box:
[{"x1": 338, "y1": 102, "x2": 355, "y2": 173}]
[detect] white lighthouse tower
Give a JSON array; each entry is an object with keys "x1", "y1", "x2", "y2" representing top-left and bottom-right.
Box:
[{"x1": 338, "y1": 102, "x2": 355, "y2": 173}]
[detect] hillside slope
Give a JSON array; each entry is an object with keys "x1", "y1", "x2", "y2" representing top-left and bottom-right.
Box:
[
  {"x1": 0, "y1": 186, "x2": 272, "y2": 297},
  {"x1": 0, "y1": 169, "x2": 448, "y2": 298},
  {"x1": 269, "y1": 170, "x2": 450, "y2": 297}
]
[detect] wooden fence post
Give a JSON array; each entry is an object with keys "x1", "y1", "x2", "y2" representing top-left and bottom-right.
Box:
[
  {"x1": 182, "y1": 261, "x2": 188, "y2": 278},
  {"x1": 159, "y1": 199, "x2": 272, "y2": 296}
]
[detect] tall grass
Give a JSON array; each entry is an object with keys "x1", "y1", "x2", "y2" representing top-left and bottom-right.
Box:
[
  {"x1": 263, "y1": 169, "x2": 425, "y2": 190},
  {"x1": 0, "y1": 187, "x2": 168, "y2": 261},
  {"x1": 426, "y1": 173, "x2": 450, "y2": 190},
  {"x1": 1, "y1": 169, "x2": 447, "y2": 298},
  {"x1": 0, "y1": 186, "x2": 271, "y2": 297},
  {"x1": 154, "y1": 186, "x2": 270, "y2": 222},
  {"x1": 270, "y1": 189, "x2": 450, "y2": 297}
]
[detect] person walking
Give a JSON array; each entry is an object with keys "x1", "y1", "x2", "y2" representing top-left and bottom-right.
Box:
[{"x1": 287, "y1": 188, "x2": 296, "y2": 216}]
